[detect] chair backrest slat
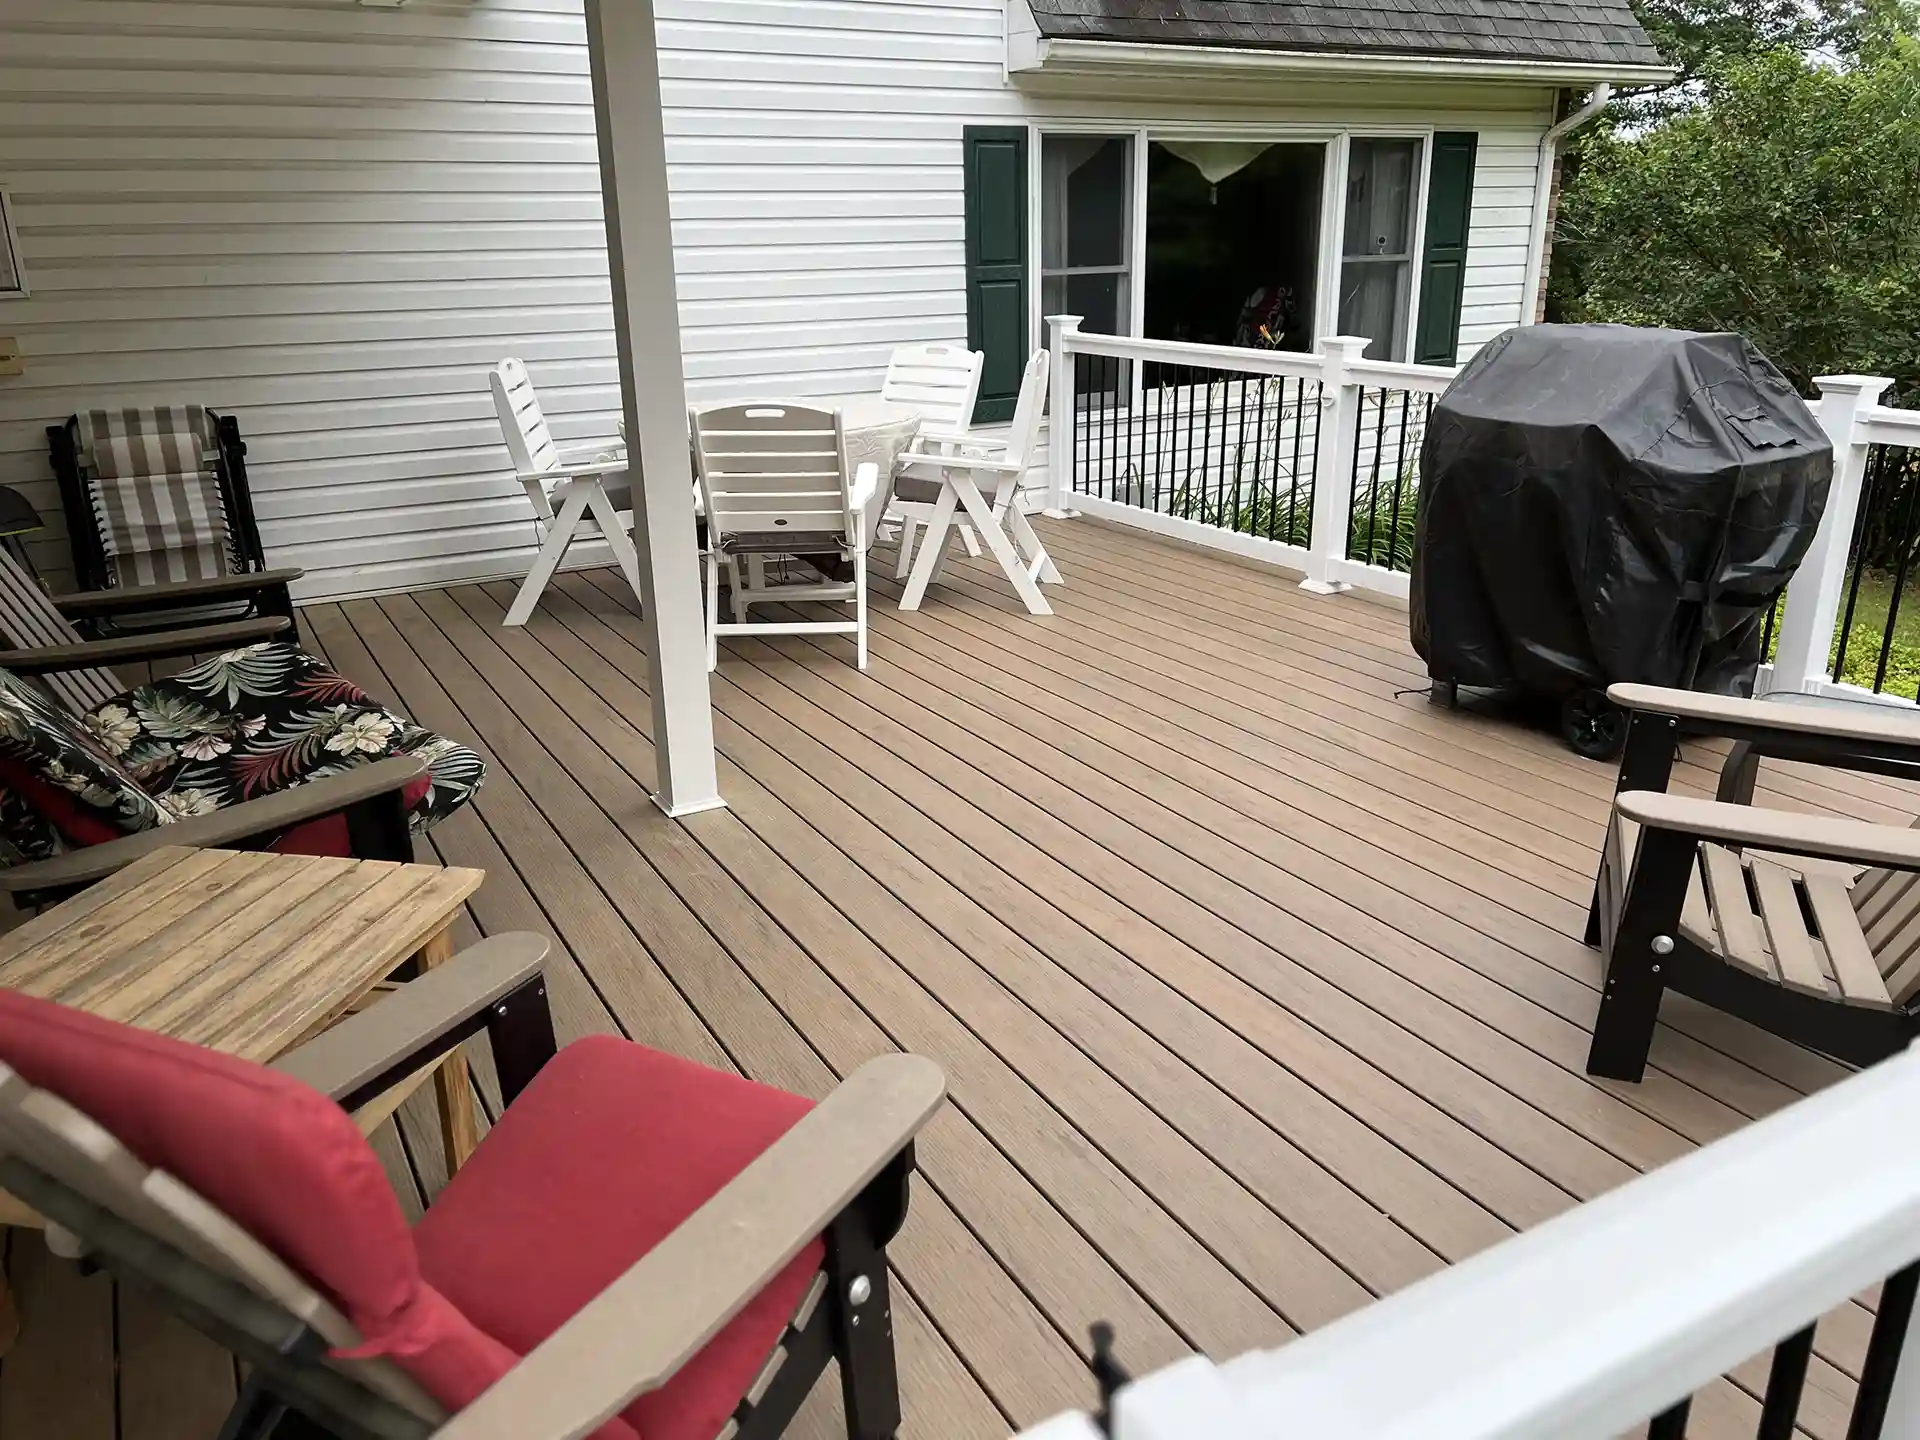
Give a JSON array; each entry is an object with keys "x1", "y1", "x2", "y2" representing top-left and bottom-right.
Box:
[
  {"x1": 0, "y1": 550, "x2": 122, "y2": 713},
  {"x1": 881, "y1": 345, "x2": 982, "y2": 432},
  {"x1": 1002, "y1": 348, "x2": 1052, "y2": 471},
  {"x1": 491, "y1": 358, "x2": 560, "y2": 478},
  {"x1": 693, "y1": 404, "x2": 855, "y2": 541}
]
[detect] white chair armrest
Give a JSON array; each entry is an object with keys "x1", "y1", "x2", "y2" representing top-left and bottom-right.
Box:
[
  {"x1": 912, "y1": 429, "x2": 1004, "y2": 456},
  {"x1": 894, "y1": 451, "x2": 1023, "y2": 478},
  {"x1": 537, "y1": 462, "x2": 630, "y2": 486},
  {"x1": 848, "y1": 461, "x2": 880, "y2": 512},
  {"x1": 1619, "y1": 790, "x2": 1920, "y2": 870}
]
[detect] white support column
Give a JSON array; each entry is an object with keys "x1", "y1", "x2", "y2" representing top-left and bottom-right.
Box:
[
  {"x1": 584, "y1": 0, "x2": 724, "y2": 817},
  {"x1": 1044, "y1": 314, "x2": 1082, "y2": 518},
  {"x1": 1300, "y1": 335, "x2": 1370, "y2": 595},
  {"x1": 1767, "y1": 375, "x2": 1893, "y2": 696}
]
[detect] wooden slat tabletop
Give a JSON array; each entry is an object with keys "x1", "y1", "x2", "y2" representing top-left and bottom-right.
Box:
[{"x1": 0, "y1": 846, "x2": 484, "y2": 1060}]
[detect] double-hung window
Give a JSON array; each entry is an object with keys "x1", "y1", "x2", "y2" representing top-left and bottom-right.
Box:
[
  {"x1": 961, "y1": 124, "x2": 1477, "y2": 417},
  {"x1": 1338, "y1": 138, "x2": 1422, "y2": 362}
]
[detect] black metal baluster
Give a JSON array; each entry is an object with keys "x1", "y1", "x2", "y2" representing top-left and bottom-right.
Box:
[
  {"x1": 1108, "y1": 356, "x2": 1120, "y2": 505},
  {"x1": 1290, "y1": 378, "x2": 1310, "y2": 545},
  {"x1": 1180, "y1": 366, "x2": 1196, "y2": 519},
  {"x1": 1200, "y1": 370, "x2": 1216, "y2": 524},
  {"x1": 1847, "y1": 1260, "x2": 1920, "y2": 1440},
  {"x1": 1872, "y1": 446, "x2": 1920, "y2": 694},
  {"x1": 1231, "y1": 374, "x2": 1249, "y2": 534},
  {"x1": 1074, "y1": 355, "x2": 1089, "y2": 497},
  {"x1": 1388, "y1": 389, "x2": 1411, "y2": 571},
  {"x1": 1155, "y1": 370, "x2": 1170, "y2": 515},
  {"x1": 1833, "y1": 445, "x2": 1886, "y2": 682},
  {"x1": 1257, "y1": 377, "x2": 1276, "y2": 540},
  {"x1": 1366, "y1": 387, "x2": 1388, "y2": 562},
  {"x1": 1648, "y1": 1397, "x2": 1692, "y2": 1439},
  {"x1": 1756, "y1": 1325, "x2": 1815, "y2": 1440}
]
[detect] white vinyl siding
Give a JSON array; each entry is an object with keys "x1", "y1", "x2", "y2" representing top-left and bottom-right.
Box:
[{"x1": 0, "y1": 0, "x2": 1552, "y2": 601}]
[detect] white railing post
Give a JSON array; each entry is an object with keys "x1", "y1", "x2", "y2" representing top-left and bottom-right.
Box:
[
  {"x1": 1768, "y1": 374, "x2": 1894, "y2": 693},
  {"x1": 1300, "y1": 335, "x2": 1371, "y2": 595},
  {"x1": 1045, "y1": 314, "x2": 1082, "y2": 518},
  {"x1": 1881, "y1": 1294, "x2": 1920, "y2": 1439}
]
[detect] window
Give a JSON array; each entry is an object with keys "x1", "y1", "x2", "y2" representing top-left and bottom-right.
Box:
[
  {"x1": 1143, "y1": 141, "x2": 1321, "y2": 353},
  {"x1": 0, "y1": 189, "x2": 25, "y2": 300},
  {"x1": 1040, "y1": 135, "x2": 1132, "y2": 336},
  {"x1": 964, "y1": 125, "x2": 1477, "y2": 390},
  {"x1": 1338, "y1": 139, "x2": 1422, "y2": 361}
]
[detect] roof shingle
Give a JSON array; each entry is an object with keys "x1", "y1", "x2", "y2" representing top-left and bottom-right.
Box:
[{"x1": 1024, "y1": 0, "x2": 1666, "y2": 68}]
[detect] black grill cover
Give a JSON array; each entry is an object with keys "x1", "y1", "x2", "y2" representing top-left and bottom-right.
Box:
[{"x1": 1410, "y1": 325, "x2": 1833, "y2": 699}]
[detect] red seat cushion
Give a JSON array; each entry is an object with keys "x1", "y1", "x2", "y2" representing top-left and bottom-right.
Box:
[
  {"x1": 414, "y1": 1034, "x2": 825, "y2": 1440},
  {"x1": 0, "y1": 991, "x2": 516, "y2": 1404}
]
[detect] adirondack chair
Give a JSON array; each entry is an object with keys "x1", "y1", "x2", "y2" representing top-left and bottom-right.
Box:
[
  {"x1": 46, "y1": 406, "x2": 296, "y2": 625},
  {"x1": 691, "y1": 403, "x2": 878, "y2": 671},
  {"x1": 0, "y1": 933, "x2": 946, "y2": 1440},
  {"x1": 491, "y1": 358, "x2": 646, "y2": 628},
  {"x1": 895, "y1": 349, "x2": 1060, "y2": 617},
  {"x1": 0, "y1": 554, "x2": 483, "y2": 905},
  {"x1": 878, "y1": 344, "x2": 985, "y2": 577},
  {"x1": 1586, "y1": 683, "x2": 1920, "y2": 1080}
]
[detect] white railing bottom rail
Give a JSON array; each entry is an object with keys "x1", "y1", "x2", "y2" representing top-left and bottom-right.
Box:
[{"x1": 1020, "y1": 1040, "x2": 1920, "y2": 1439}]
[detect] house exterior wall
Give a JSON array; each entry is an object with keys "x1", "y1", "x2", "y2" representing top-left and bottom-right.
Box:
[{"x1": 0, "y1": 0, "x2": 1551, "y2": 601}]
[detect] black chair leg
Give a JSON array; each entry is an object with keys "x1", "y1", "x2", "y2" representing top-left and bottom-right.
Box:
[
  {"x1": 1717, "y1": 740, "x2": 1761, "y2": 803},
  {"x1": 826, "y1": 1179, "x2": 905, "y2": 1440},
  {"x1": 1588, "y1": 827, "x2": 1696, "y2": 1082},
  {"x1": 343, "y1": 786, "x2": 414, "y2": 864},
  {"x1": 1587, "y1": 711, "x2": 1681, "y2": 946},
  {"x1": 486, "y1": 972, "x2": 559, "y2": 1106}
]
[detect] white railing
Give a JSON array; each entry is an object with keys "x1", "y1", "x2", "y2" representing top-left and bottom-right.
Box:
[
  {"x1": 1768, "y1": 380, "x2": 1920, "y2": 706},
  {"x1": 1045, "y1": 316, "x2": 1455, "y2": 601},
  {"x1": 1019, "y1": 1040, "x2": 1920, "y2": 1440}
]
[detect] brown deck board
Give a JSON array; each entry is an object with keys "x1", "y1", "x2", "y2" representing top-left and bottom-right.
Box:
[{"x1": 11, "y1": 517, "x2": 1911, "y2": 1436}]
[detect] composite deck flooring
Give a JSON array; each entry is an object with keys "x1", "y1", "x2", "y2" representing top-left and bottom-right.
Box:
[{"x1": 3, "y1": 516, "x2": 1914, "y2": 1439}]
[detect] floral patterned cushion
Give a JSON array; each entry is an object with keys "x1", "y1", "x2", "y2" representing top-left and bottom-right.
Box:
[
  {"x1": 0, "y1": 668, "x2": 174, "y2": 864},
  {"x1": 84, "y1": 643, "x2": 485, "y2": 833}
]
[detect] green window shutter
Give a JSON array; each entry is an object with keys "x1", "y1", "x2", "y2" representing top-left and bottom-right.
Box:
[
  {"x1": 963, "y1": 125, "x2": 1028, "y2": 423},
  {"x1": 1414, "y1": 132, "x2": 1477, "y2": 365}
]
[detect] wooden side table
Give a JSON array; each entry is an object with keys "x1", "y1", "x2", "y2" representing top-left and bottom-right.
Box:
[{"x1": 0, "y1": 845, "x2": 487, "y2": 1350}]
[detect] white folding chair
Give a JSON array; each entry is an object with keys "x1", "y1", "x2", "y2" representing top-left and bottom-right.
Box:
[
  {"x1": 490, "y1": 358, "x2": 644, "y2": 627},
  {"x1": 691, "y1": 403, "x2": 878, "y2": 671},
  {"x1": 897, "y1": 349, "x2": 1060, "y2": 617},
  {"x1": 878, "y1": 345, "x2": 986, "y2": 576}
]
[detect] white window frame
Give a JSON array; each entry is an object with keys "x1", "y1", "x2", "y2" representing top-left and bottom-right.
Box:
[
  {"x1": 0, "y1": 188, "x2": 27, "y2": 300},
  {"x1": 1027, "y1": 121, "x2": 1437, "y2": 365}
]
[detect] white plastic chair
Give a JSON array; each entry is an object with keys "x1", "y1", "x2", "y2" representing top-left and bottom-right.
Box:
[
  {"x1": 880, "y1": 344, "x2": 984, "y2": 433},
  {"x1": 490, "y1": 358, "x2": 643, "y2": 627},
  {"x1": 896, "y1": 349, "x2": 1059, "y2": 616},
  {"x1": 691, "y1": 403, "x2": 878, "y2": 671},
  {"x1": 879, "y1": 345, "x2": 987, "y2": 576}
]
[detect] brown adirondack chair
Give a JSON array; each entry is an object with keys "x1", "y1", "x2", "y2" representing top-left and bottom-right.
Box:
[
  {"x1": 1587, "y1": 683, "x2": 1920, "y2": 1081},
  {"x1": 0, "y1": 933, "x2": 946, "y2": 1440}
]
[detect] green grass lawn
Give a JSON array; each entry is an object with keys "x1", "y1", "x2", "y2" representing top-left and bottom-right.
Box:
[{"x1": 1813, "y1": 569, "x2": 1920, "y2": 698}]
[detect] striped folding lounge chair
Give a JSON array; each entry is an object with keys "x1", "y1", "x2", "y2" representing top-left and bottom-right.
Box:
[{"x1": 47, "y1": 407, "x2": 287, "y2": 625}]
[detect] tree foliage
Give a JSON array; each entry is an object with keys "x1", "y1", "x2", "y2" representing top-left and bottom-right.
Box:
[{"x1": 1555, "y1": 27, "x2": 1920, "y2": 398}]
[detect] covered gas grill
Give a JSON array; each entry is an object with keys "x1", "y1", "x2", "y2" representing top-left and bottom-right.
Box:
[{"x1": 1410, "y1": 324, "x2": 1834, "y2": 758}]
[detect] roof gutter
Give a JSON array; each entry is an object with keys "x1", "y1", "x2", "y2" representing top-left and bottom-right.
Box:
[
  {"x1": 1520, "y1": 82, "x2": 1614, "y2": 326},
  {"x1": 1013, "y1": 37, "x2": 1673, "y2": 87}
]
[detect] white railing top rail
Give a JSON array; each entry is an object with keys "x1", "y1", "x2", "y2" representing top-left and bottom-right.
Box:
[
  {"x1": 1055, "y1": 328, "x2": 1328, "y2": 383},
  {"x1": 1859, "y1": 403, "x2": 1920, "y2": 449},
  {"x1": 1346, "y1": 355, "x2": 1459, "y2": 394},
  {"x1": 1021, "y1": 1041, "x2": 1920, "y2": 1440}
]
